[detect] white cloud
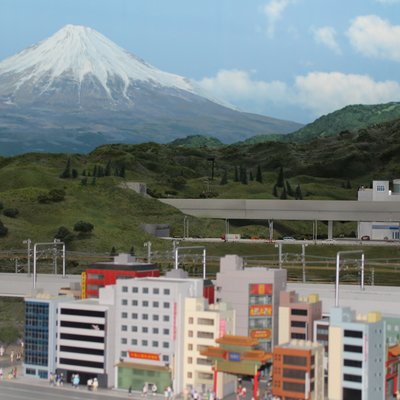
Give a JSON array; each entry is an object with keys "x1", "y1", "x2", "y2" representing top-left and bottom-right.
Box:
[
  {"x1": 293, "y1": 72, "x2": 400, "y2": 116},
  {"x1": 262, "y1": 0, "x2": 294, "y2": 38},
  {"x1": 347, "y1": 15, "x2": 400, "y2": 62},
  {"x1": 197, "y1": 69, "x2": 400, "y2": 118},
  {"x1": 312, "y1": 26, "x2": 341, "y2": 54}
]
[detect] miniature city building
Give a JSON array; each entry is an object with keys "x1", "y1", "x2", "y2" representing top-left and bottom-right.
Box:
[
  {"x1": 278, "y1": 291, "x2": 322, "y2": 344},
  {"x1": 183, "y1": 298, "x2": 236, "y2": 399},
  {"x1": 215, "y1": 255, "x2": 287, "y2": 352},
  {"x1": 83, "y1": 253, "x2": 160, "y2": 298},
  {"x1": 24, "y1": 291, "x2": 74, "y2": 380},
  {"x1": 114, "y1": 270, "x2": 204, "y2": 394},
  {"x1": 358, "y1": 179, "x2": 400, "y2": 240},
  {"x1": 55, "y1": 288, "x2": 116, "y2": 388},
  {"x1": 328, "y1": 307, "x2": 385, "y2": 400},
  {"x1": 272, "y1": 339, "x2": 324, "y2": 400}
]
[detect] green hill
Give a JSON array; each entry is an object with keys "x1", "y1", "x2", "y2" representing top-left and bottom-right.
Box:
[
  {"x1": 169, "y1": 135, "x2": 224, "y2": 148},
  {"x1": 288, "y1": 102, "x2": 400, "y2": 142},
  {"x1": 1, "y1": 117, "x2": 400, "y2": 252}
]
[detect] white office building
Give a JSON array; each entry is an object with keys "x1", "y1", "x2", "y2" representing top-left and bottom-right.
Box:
[
  {"x1": 358, "y1": 179, "x2": 400, "y2": 240},
  {"x1": 114, "y1": 269, "x2": 204, "y2": 394},
  {"x1": 56, "y1": 286, "x2": 116, "y2": 388}
]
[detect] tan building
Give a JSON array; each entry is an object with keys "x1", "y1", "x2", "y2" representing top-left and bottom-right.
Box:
[
  {"x1": 183, "y1": 298, "x2": 236, "y2": 399},
  {"x1": 278, "y1": 291, "x2": 322, "y2": 344},
  {"x1": 272, "y1": 340, "x2": 324, "y2": 400}
]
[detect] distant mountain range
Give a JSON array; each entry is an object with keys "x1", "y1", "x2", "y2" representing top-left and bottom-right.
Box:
[{"x1": 0, "y1": 25, "x2": 302, "y2": 156}]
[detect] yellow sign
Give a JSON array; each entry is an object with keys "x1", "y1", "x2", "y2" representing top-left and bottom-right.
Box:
[
  {"x1": 249, "y1": 304, "x2": 272, "y2": 316},
  {"x1": 250, "y1": 329, "x2": 272, "y2": 339},
  {"x1": 129, "y1": 351, "x2": 160, "y2": 361},
  {"x1": 81, "y1": 272, "x2": 87, "y2": 299}
]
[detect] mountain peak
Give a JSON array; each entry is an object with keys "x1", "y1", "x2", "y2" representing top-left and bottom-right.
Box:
[{"x1": 0, "y1": 24, "x2": 197, "y2": 102}]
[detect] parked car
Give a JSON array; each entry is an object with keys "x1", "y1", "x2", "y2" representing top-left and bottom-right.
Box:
[
  {"x1": 282, "y1": 236, "x2": 295, "y2": 241},
  {"x1": 361, "y1": 235, "x2": 370, "y2": 240}
]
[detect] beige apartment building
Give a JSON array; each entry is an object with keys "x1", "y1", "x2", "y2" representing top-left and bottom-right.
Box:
[{"x1": 183, "y1": 297, "x2": 236, "y2": 399}]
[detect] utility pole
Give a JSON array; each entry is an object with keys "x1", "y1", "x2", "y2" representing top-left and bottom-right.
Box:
[{"x1": 23, "y1": 239, "x2": 32, "y2": 277}]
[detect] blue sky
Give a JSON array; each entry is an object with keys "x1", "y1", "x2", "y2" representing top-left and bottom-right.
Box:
[{"x1": 1, "y1": 0, "x2": 400, "y2": 123}]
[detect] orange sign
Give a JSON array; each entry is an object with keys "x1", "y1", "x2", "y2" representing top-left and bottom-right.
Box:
[
  {"x1": 128, "y1": 351, "x2": 160, "y2": 361},
  {"x1": 250, "y1": 284, "x2": 273, "y2": 295},
  {"x1": 249, "y1": 304, "x2": 272, "y2": 316},
  {"x1": 81, "y1": 272, "x2": 87, "y2": 299},
  {"x1": 250, "y1": 329, "x2": 272, "y2": 339}
]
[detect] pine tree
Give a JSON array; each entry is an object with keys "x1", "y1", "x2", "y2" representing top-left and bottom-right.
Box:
[
  {"x1": 295, "y1": 184, "x2": 303, "y2": 200},
  {"x1": 280, "y1": 186, "x2": 287, "y2": 199},
  {"x1": 256, "y1": 165, "x2": 263, "y2": 183},
  {"x1": 110, "y1": 246, "x2": 117, "y2": 256},
  {"x1": 220, "y1": 169, "x2": 228, "y2": 185},
  {"x1": 72, "y1": 169, "x2": 78, "y2": 179},
  {"x1": 346, "y1": 180, "x2": 352, "y2": 189},
  {"x1": 276, "y1": 166, "x2": 284, "y2": 188},
  {"x1": 130, "y1": 246, "x2": 135, "y2": 256},
  {"x1": 59, "y1": 158, "x2": 71, "y2": 179},
  {"x1": 105, "y1": 161, "x2": 112, "y2": 176},
  {"x1": 273, "y1": 184, "x2": 278, "y2": 197},
  {"x1": 240, "y1": 166, "x2": 248, "y2": 184},
  {"x1": 249, "y1": 171, "x2": 254, "y2": 181},
  {"x1": 234, "y1": 166, "x2": 239, "y2": 182},
  {"x1": 286, "y1": 180, "x2": 294, "y2": 197}
]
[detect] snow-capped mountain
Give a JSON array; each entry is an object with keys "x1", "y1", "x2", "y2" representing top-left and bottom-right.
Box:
[{"x1": 0, "y1": 25, "x2": 302, "y2": 155}]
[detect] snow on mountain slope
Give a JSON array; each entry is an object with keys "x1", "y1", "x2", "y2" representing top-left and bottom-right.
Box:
[{"x1": 0, "y1": 24, "x2": 217, "y2": 103}]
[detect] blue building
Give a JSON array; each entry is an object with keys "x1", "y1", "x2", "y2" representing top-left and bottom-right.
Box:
[{"x1": 24, "y1": 292, "x2": 73, "y2": 379}]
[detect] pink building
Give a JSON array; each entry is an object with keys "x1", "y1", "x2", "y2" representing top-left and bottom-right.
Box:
[{"x1": 278, "y1": 291, "x2": 322, "y2": 344}]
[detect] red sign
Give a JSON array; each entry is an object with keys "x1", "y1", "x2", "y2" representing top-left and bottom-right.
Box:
[
  {"x1": 249, "y1": 284, "x2": 273, "y2": 295},
  {"x1": 219, "y1": 319, "x2": 227, "y2": 338},
  {"x1": 128, "y1": 351, "x2": 160, "y2": 361},
  {"x1": 249, "y1": 304, "x2": 272, "y2": 317},
  {"x1": 250, "y1": 329, "x2": 272, "y2": 339}
]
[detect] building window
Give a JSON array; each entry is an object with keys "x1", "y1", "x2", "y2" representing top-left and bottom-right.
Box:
[
  {"x1": 122, "y1": 312, "x2": 128, "y2": 319},
  {"x1": 188, "y1": 317, "x2": 194, "y2": 324},
  {"x1": 344, "y1": 330, "x2": 363, "y2": 339},
  {"x1": 121, "y1": 338, "x2": 127, "y2": 344},
  {"x1": 162, "y1": 355, "x2": 169, "y2": 362},
  {"x1": 343, "y1": 374, "x2": 362, "y2": 383},
  {"x1": 132, "y1": 300, "x2": 138, "y2": 306},
  {"x1": 291, "y1": 320, "x2": 306, "y2": 328},
  {"x1": 197, "y1": 332, "x2": 214, "y2": 339},
  {"x1": 131, "y1": 326, "x2": 138, "y2": 332},
  {"x1": 291, "y1": 309, "x2": 308, "y2": 316},
  {"x1": 291, "y1": 333, "x2": 306, "y2": 340},
  {"x1": 153, "y1": 328, "x2": 159, "y2": 334},
  {"x1": 283, "y1": 355, "x2": 307, "y2": 366},
  {"x1": 198, "y1": 318, "x2": 214, "y2": 326},
  {"x1": 344, "y1": 344, "x2": 363, "y2": 353},
  {"x1": 163, "y1": 328, "x2": 170, "y2": 335},
  {"x1": 188, "y1": 344, "x2": 193, "y2": 351},
  {"x1": 131, "y1": 339, "x2": 137, "y2": 345},
  {"x1": 344, "y1": 359, "x2": 362, "y2": 368},
  {"x1": 143, "y1": 288, "x2": 149, "y2": 294},
  {"x1": 121, "y1": 325, "x2": 127, "y2": 331},
  {"x1": 163, "y1": 315, "x2": 170, "y2": 322},
  {"x1": 153, "y1": 301, "x2": 159, "y2": 307},
  {"x1": 163, "y1": 342, "x2": 169, "y2": 348},
  {"x1": 282, "y1": 382, "x2": 305, "y2": 393},
  {"x1": 153, "y1": 315, "x2": 159, "y2": 321},
  {"x1": 164, "y1": 289, "x2": 170, "y2": 295},
  {"x1": 132, "y1": 287, "x2": 138, "y2": 293},
  {"x1": 163, "y1": 302, "x2": 170, "y2": 309},
  {"x1": 122, "y1": 286, "x2": 128, "y2": 293},
  {"x1": 142, "y1": 340, "x2": 148, "y2": 346},
  {"x1": 152, "y1": 341, "x2": 159, "y2": 347},
  {"x1": 121, "y1": 351, "x2": 127, "y2": 357},
  {"x1": 142, "y1": 327, "x2": 148, "y2": 333},
  {"x1": 188, "y1": 357, "x2": 193, "y2": 364},
  {"x1": 131, "y1": 313, "x2": 138, "y2": 319},
  {"x1": 187, "y1": 372, "x2": 192, "y2": 378},
  {"x1": 377, "y1": 185, "x2": 385, "y2": 192},
  {"x1": 188, "y1": 331, "x2": 194, "y2": 338},
  {"x1": 122, "y1": 299, "x2": 128, "y2": 305},
  {"x1": 143, "y1": 314, "x2": 148, "y2": 320},
  {"x1": 153, "y1": 288, "x2": 159, "y2": 295},
  {"x1": 283, "y1": 368, "x2": 306, "y2": 379},
  {"x1": 143, "y1": 301, "x2": 149, "y2": 307}
]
